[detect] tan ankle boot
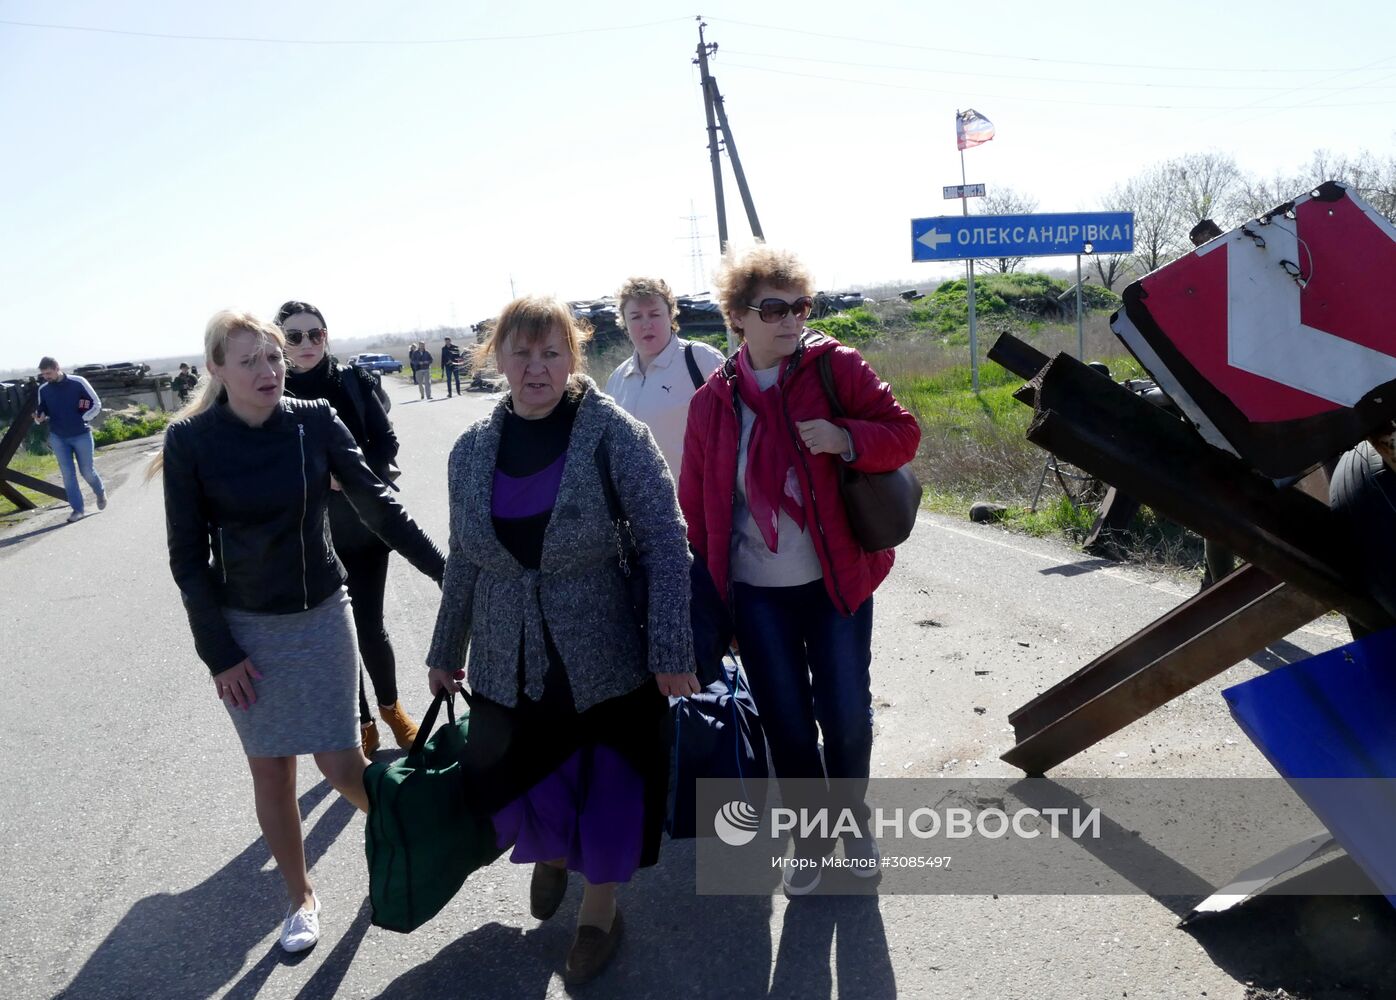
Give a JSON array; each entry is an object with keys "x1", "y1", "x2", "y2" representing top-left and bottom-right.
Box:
[
  {"x1": 361, "y1": 721, "x2": 380, "y2": 758},
  {"x1": 379, "y1": 701, "x2": 419, "y2": 749}
]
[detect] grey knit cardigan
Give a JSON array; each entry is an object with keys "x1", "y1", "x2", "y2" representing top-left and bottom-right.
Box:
[{"x1": 426, "y1": 376, "x2": 695, "y2": 712}]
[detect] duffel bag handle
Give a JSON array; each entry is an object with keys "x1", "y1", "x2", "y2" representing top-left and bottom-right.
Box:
[{"x1": 408, "y1": 688, "x2": 457, "y2": 760}]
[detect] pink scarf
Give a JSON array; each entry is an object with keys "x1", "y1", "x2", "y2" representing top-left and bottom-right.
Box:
[{"x1": 735, "y1": 344, "x2": 806, "y2": 551}]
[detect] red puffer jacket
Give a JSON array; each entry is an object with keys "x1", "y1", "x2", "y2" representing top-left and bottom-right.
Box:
[{"x1": 679, "y1": 331, "x2": 922, "y2": 616}]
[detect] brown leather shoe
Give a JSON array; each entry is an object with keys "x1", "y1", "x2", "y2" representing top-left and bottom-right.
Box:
[
  {"x1": 361, "y1": 721, "x2": 380, "y2": 759},
  {"x1": 378, "y1": 700, "x2": 419, "y2": 749},
  {"x1": 530, "y1": 863, "x2": 568, "y2": 920},
  {"x1": 564, "y1": 908, "x2": 623, "y2": 985}
]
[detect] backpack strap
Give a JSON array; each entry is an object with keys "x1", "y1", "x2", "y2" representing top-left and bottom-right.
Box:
[{"x1": 684, "y1": 342, "x2": 705, "y2": 391}]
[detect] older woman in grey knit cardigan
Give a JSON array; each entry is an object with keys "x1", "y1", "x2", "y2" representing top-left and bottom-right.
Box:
[{"x1": 426, "y1": 295, "x2": 696, "y2": 986}]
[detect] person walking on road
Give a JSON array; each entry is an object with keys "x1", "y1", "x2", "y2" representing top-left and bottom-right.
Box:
[
  {"x1": 604, "y1": 276, "x2": 725, "y2": 481},
  {"x1": 679, "y1": 245, "x2": 921, "y2": 897},
  {"x1": 150, "y1": 310, "x2": 445, "y2": 954},
  {"x1": 278, "y1": 299, "x2": 422, "y2": 760},
  {"x1": 34, "y1": 356, "x2": 107, "y2": 523},
  {"x1": 410, "y1": 342, "x2": 434, "y2": 400},
  {"x1": 440, "y1": 336, "x2": 466, "y2": 397},
  {"x1": 427, "y1": 295, "x2": 696, "y2": 985}
]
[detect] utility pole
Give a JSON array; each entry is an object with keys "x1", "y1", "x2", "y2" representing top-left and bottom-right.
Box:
[
  {"x1": 695, "y1": 20, "x2": 729, "y2": 253},
  {"x1": 694, "y1": 16, "x2": 765, "y2": 350}
]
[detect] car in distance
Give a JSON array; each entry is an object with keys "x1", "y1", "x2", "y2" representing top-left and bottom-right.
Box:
[{"x1": 349, "y1": 353, "x2": 403, "y2": 375}]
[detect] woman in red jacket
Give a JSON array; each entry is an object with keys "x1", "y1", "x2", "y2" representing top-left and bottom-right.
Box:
[{"x1": 679, "y1": 245, "x2": 921, "y2": 896}]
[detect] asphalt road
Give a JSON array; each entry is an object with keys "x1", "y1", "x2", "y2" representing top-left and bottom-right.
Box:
[{"x1": 3, "y1": 377, "x2": 1392, "y2": 1000}]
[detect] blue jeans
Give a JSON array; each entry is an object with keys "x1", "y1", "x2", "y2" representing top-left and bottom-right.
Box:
[
  {"x1": 50, "y1": 430, "x2": 105, "y2": 514},
  {"x1": 444, "y1": 366, "x2": 463, "y2": 395},
  {"x1": 732, "y1": 579, "x2": 875, "y2": 846}
]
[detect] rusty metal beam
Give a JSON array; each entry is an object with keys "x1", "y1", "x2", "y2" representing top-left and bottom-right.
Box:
[
  {"x1": 1025, "y1": 352, "x2": 1390, "y2": 631},
  {"x1": 1002, "y1": 574, "x2": 1328, "y2": 775},
  {"x1": 1009, "y1": 563, "x2": 1288, "y2": 740},
  {"x1": 0, "y1": 479, "x2": 35, "y2": 511},
  {"x1": 2, "y1": 469, "x2": 67, "y2": 501},
  {"x1": 987, "y1": 333, "x2": 1050, "y2": 381}
]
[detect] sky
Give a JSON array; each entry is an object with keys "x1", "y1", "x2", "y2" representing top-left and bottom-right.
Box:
[{"x1": 3, "y1": 0, "x2": 1395, "y2": 369}]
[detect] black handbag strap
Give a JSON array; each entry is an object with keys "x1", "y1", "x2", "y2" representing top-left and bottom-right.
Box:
[
  {"x1": 816, "y1": 353, "x2": 846, "y2": 418},
  {"x1": 408, "y1": 688, "x2": 456, "y2": 760},
  {"x1": 684, "y1": 342, "x2": 705, "y2": 390},
  {"x1": 595, "y1": 439, "x2": 636, "y2": 577},
  {"x1": 595, "y1": 438, "x2": 622, "y2": 524}
]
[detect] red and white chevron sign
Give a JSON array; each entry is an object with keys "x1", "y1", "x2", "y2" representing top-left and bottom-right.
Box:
[{"x1": 1112, "y1": 181, "x2": 1396, "y2": 477}]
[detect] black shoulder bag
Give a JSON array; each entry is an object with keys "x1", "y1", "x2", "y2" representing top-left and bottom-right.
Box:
[{"x1": 816, "y1": 353, "x2": 922, "y2": 552}]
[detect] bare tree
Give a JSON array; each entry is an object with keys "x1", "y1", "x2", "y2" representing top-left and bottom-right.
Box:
[
  {"x1": 1236, "y1": 148, "x2": 1396, "y2": 223},
  {"x1": 975, "y1": 187, "x2": 1039, "y2": 273},
  {"x1": 1111, "y1": 165, "x2": 1185, "y2": 276},
  {"x1": 1167, "y1": 151, "x2": 1246, "y2": 230}
]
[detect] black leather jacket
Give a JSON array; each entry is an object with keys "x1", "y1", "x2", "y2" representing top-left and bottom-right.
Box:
[{"x1": 163, "y1": 396, "x2": 445, "y2": 675}]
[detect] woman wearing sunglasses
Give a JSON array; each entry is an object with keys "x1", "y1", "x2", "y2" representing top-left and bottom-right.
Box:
[
  {"x1": 278, "y1": 301, "x2": 424, "y2": 758},
  {"x1": 679, "y1": 245, "x2": 921, "y2": 896}
]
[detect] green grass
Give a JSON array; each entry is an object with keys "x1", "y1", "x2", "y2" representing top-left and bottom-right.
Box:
[
  {"x1": 93, "y1": 406, "x2": 171, "y2": 447},
  {"x1": 0, "y1": 451, "x2": 61, "y2": 517}
]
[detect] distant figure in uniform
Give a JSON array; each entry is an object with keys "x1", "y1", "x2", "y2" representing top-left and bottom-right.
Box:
[
  {"x1": 34, "y1": 356, "x2": 107, "y2": 523},
  {"x1": 172, "y1": 363, "x2": 197, "y2": 404}
]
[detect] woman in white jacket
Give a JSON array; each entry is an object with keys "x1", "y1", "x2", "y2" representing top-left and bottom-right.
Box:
[{"x1": 604, "y1": 277, "x2": 725, "y2": 483}]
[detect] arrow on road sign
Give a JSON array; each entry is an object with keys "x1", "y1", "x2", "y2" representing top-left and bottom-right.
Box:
[
  {"x1": 918, "y1": 228, "x2": 951, "y2": 252},
  {"x1": 1226, "y1": 219, "x2": 1396, "y2": 405}
]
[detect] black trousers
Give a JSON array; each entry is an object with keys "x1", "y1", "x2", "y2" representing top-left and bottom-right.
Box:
[{"x1": 338, "y1": 536, "x2": 400, "y2": 723}]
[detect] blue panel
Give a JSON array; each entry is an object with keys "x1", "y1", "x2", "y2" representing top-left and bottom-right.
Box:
[
  {"x1": 1223, "y1": 628, "x2": 1396, "y2": 903},
  {"x1": 910, "y1": 212, "x2": 1135, "y2": 262}
]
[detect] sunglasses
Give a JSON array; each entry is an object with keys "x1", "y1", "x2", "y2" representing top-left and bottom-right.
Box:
[
  {"x1": 746, "y1": 296, "x2": 813, "y2": 323},
  {"x1": 283, "y1": 328, "x2": 326, "y2": 346}
]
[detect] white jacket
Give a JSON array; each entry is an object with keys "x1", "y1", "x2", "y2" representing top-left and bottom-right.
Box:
[{"x1": 605, "y1": 334, "x2": 726, "y2": 480}]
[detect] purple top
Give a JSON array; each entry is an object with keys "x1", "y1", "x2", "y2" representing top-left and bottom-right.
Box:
[{"x1": 491, "y1": 454, "x2": 567, "y2": 519}]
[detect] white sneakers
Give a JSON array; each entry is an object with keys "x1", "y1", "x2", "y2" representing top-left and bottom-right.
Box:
[
  {"x1": 280, "y1": 894, "x2": 321, "y2": 953},
  {"x1": 65, "y1": 511, "x2": 84, "y2": 524}
]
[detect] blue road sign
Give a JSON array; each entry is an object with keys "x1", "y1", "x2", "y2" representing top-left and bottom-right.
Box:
[{"x1": 911, "y1": 212, "x2": 1134, "y2": 262}]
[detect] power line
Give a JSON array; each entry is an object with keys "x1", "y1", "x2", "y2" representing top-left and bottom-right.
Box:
[
  {"x1": 707, "y1": 16, "x2": 1387, "y2": 75},
  {"x1": 0, "y1": 14, "x2": 692, "y2": 45},
  {"x1": 718, "y1": 61, "x2": 1396, "y2": 111},
  {"x1": 721, "y1": 49, "x2": 1396, "y2": 92}
]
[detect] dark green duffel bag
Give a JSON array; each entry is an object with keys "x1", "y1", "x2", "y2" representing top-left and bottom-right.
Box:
[{"x1": 364, "y1": 689, "x2": 505, "y2": 932}]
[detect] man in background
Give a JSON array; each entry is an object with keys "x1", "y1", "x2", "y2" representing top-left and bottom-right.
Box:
[
  {"x1": 171, "y1": 362, "x2": 197, "y2": 404},
  {"x1": 33, "y1": 356, "x2": 107, "y2": 523},
  {"x1": 409, "y1": 342, "x2": 433, "y2": 400},
  {"x1": 440, "y1": 337, "x2": 465, "y2": 397}
]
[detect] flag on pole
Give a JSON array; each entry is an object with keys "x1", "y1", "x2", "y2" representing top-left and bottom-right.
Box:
[{"x1": 956, "y1": 108, "x2": 995, "y2": 151}]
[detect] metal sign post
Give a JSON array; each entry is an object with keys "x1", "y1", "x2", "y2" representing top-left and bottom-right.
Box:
[{"x1": 1076, "y1": 253, "x2": 1084, "y2": 360}]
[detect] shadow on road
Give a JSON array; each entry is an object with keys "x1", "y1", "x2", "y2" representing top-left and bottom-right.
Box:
[
  {"x1": 379, "y1": 837, "x2": 787, "y2": 999},
  {"x1": 55, "y1": 780, "x2": 358, "y2": 1000},
  {"x1": 0, "y1": 519, "x2": 66, "y2": 551},
  {"x1": 1182, "y1": 860, "x2": 1396, "y2": 999},
  {"x1": 1013, "y1": 778, "x2": 1396, "y2": 997},
  {"x1": 768, "y1": 894, "x2": 896, "y2": 1000},
  {"x1": 1037, "y1": 558, "x2": 1117, "y2": 578}
]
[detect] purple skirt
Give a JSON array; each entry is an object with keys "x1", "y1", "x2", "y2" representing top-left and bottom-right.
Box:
[{"x1": 492, "y1": 744, "x2": 646, "y2": 884}]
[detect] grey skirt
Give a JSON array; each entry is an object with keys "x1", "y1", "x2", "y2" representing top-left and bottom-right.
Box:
[{"x1": 221, "y1": 588, "x2": 359, "y2": 757}]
